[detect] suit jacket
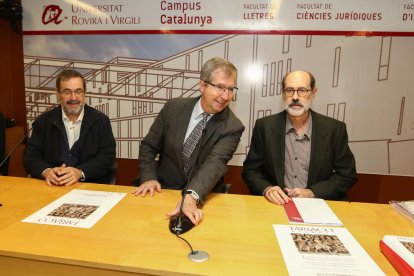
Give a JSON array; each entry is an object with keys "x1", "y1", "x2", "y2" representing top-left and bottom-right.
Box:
[
  {"x1": 242, "y1": 110, "x2": 357, "y2": 200},
  {"x1": 23, "y1": 105, "x2": 116, "y2": 184},
  {"x1": 139, "y1": 97, "x2": 244, "y2": 203}
]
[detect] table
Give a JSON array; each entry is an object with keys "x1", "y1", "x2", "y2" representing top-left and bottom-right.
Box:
[{"x1": 0, "y1": 176, "x2": 412, "y2": 275}]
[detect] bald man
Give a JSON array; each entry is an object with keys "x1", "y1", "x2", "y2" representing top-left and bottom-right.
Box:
[{"x1": 242, "y1": 70, "x2": 357, "y2": 204}]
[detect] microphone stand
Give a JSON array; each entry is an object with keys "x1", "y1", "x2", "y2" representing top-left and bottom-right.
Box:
[
  {"x1": 172, "y1": 128, "x2": 209, "y2": 262},
  {"x1": 0, "y1": 127, "x2": 32, "y2": 174}
]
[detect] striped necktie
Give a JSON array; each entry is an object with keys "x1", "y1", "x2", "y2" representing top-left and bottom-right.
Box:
[{"x1": 182, "y1": 112, "x2": 209, "y2": 175}]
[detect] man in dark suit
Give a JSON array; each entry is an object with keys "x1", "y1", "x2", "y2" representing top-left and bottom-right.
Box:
[
  {"x1": 242, "y1": 70, "x2": 357, "y2": 204},
  {"x1": 133, "y1": 57, "x2": 244, "y2": 226},
  {"x1": 24, "y1": 69, "x2": 116, "y2": 186}
]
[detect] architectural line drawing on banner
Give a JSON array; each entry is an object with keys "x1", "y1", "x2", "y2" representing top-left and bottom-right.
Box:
[{"x1": 24, "y1": 34, "x2": 414, "y2": 176}]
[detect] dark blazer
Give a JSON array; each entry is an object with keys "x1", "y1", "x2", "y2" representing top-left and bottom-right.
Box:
[
  {"x1": 23, "y1": 105, "x2": 116, "y2": 184},
  {"x1": 242, "y1": 110, "x2": 357, "y2": 200},
  {"x1": 139, "y1": 97, "x2": 244, "y2": 203}
]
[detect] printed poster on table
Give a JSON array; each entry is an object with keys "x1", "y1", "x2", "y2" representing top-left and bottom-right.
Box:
[
  {"x1": 273, "y1": 224, "x2": 384, "y2": 275},
  {"x1": 22, "y1": 189, "x2": 126, "y2": 228}
]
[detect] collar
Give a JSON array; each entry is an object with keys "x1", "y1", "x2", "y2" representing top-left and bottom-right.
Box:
[
  {"x1": 193, "y1": 99, "x2": 213, "y2": 121},
  {"x1": 285, "y1": 113, "x2": 312, "y2": 138}
]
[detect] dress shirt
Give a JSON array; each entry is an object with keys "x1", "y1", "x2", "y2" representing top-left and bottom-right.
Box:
[
  {"x1": 284, "y1": 115, "x2": 312, "y2": 189},
  {"x1": 62, "y1": 106, "x2": 84, "y2": 149},
  {"x1": 183, "y1": 99, "x2": 212, "y2": 142}
]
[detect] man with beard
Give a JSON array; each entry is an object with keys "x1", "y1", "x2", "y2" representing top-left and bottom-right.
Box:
[
  {"x1": 242, "y1": 70, "x2": 357, "y2": 204},
  {"x1": 24, "y1": 69, "x2": 116, "y2": 186}
]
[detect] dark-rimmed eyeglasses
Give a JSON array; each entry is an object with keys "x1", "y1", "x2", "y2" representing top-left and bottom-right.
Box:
[
  {"x1": 282, "y1": 87, "x2": 311, "y2": 97},
  {"x1": 203, "y1": 80, "x2": 238, "y2": 94}
]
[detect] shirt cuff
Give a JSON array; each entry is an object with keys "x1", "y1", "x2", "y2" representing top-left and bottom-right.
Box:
[{"x1": 41, "y1": 168, "x2": 51, "y2": 178}]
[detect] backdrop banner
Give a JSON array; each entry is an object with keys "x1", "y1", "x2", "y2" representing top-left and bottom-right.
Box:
[{"x1": 21, "y1": 1, "x2": 414, "y2": 176}]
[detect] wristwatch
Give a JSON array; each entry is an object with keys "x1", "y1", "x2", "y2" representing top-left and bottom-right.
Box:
[
  {"x1": 186, "y1": 190, "x2": 200, "y2": 204},
  {"x1": 79, "y1": 170, "x2": 86, "y2": 182}
]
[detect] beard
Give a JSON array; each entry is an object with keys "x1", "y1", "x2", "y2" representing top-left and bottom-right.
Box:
[
  {"x1": 285, "y1": 98, "x2": 312, "y2": 117},
  {"x1": 63, "y1": 101, "x2": 83, "y2": 116}
]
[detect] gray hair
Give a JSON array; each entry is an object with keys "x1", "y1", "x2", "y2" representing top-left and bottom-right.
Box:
[{"x1": 200, "y1": 57, "x2": 237, "y2": 82}]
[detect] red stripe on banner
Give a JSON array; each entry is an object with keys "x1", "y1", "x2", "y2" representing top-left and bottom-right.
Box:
[
  {"x1": 22, "y1": 30, "x2": 414, "y2": 36},
  {"x1": 283, "y1": 200, "x2": 304, "y2": 223},
  {"x1": 380, "y1": 240, "x2": 414, "y2": 276}
]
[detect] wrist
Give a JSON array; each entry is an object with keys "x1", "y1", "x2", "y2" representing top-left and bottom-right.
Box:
[
  {"x1": 42, "y1": 168, "x2": 51, "y2": 179},
  {"x1": 186, "y1": 190, "x2": 200, "y2": 204},
  {"x1": 79, "y1": 170, "x2": 86, "y2": 182}
]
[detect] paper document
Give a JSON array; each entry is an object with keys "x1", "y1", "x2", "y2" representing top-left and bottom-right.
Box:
[
  {"x1": 283, "y1": 198, "x2": 343, "y2": 226},
  {"x1": 22, "y1": 189, "x2": 126, "y2": 228},
  {"x1": 273, "y1": 224, "x2": 385, "y2": 276}
]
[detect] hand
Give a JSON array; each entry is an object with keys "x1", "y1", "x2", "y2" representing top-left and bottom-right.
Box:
[
  {"x1": 42, "y1": 167, "x2": 61, "y2": 186},
  {"x1": 132, "y1": 180, "x2": 161, "y2": 197},
  {"x1": 166, "y1": 194, "x2": 203, "y2": 225},
  {"x1": 264, "y1": 185, "x2": 291, "y2": 205},
  {"x1": 43, "y1": 164, "x2": 82, "y2": 186},
  {"x1": 284, "y1": 188, "x2": 315, "y2": 198}
]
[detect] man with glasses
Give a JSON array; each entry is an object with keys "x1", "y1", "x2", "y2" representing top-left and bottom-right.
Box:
[
  {"x1": 24, "y1": 69, "x2": 116, "y2": 186},
  {"x1": 242, "y1": 70, "x2": 357, "y2": 204},
  {"x1": 133, "y1": 57, "x2": 244, "y2": 226}
]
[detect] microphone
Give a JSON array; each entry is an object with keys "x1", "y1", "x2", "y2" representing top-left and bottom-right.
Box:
[
  {"x1": 169, "y1": 127, "x2": 209, "y2": 262},
  {"x1": 170, "y1": 128, "x2": 206, "y2": 235},
  {"x1": 0, "y1": 126, "x2": 32, "y2": 175}
]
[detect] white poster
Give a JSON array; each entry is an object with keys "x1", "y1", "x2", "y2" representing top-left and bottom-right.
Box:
[
  {"x1": 274, "y1": 224, "x2": 384, "y2": 275},
  {"x1": 23, "y1": 189, "x2": 126, "y2": 228}
]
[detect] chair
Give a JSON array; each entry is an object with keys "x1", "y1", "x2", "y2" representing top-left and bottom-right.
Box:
[
  {"x1": 223, "y1": 183, "x2": 232, "y2": 194},
  {"x1": 108, "y1": 162, "x2": 118, "y2": 185}
]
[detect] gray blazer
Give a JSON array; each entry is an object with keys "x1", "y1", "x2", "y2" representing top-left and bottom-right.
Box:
[
  {"x1": 139, "y1": 97, "x2": 244, "y2": 203},
  {"x1": 242, "y1": 110, "x2": 357, "y2": 200}
]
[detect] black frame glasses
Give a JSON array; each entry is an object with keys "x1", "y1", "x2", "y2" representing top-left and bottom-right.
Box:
[{"x1": 282, "y1": 87, "x2": 311, "y2": 97}]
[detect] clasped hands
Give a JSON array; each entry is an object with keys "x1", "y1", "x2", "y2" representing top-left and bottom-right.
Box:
[
  {"x1": 264, "y1": 185, "x2": 315, "y2": 205},
  {"x1": 132, "y1": 180, "x2": 203, "y2": 226},
  {"x1": 42, "y1": 164, "x2": 83, "y2": 187}
]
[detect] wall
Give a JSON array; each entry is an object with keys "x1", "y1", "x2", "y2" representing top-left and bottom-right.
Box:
[
  {"x1": 0, "y1": 13, "x2": 26, "y2": 126},
  {"x1": 0, "y1": 3, "x2": 26, "y2": 177}
]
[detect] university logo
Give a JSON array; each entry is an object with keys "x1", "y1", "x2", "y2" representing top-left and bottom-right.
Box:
[{"x1": 42, "y1": 5, "x2": 64, "y2": 25}]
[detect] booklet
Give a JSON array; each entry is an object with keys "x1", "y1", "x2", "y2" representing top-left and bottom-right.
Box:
[
  {"x1": 273, "y1": 224, "x2": 385, "y2": 275},
  {"x1": 22, "y1": 189, "x2": 126, "y2": 228},
  {"x1": 380, "y1": 235, "x2": 414, "y2": 275},
  {"x1": 283, "y1": 198, "x2": 343, "y2": 226}
]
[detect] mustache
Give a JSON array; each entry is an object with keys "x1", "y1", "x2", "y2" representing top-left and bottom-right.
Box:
[{"x1": 289, "y1": 99, "x2": 303, "y2": 107}]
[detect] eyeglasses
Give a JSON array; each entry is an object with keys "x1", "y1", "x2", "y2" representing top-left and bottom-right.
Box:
[
  {"x1": 60, "y1": 89, "x2": 85, "y2": 96},
  {"x1": 282, "y1": 87, "x2": 311, "y2": 97},
  {"x1": 203, "y1": 80, "x2": 238, "y2": 94}
]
